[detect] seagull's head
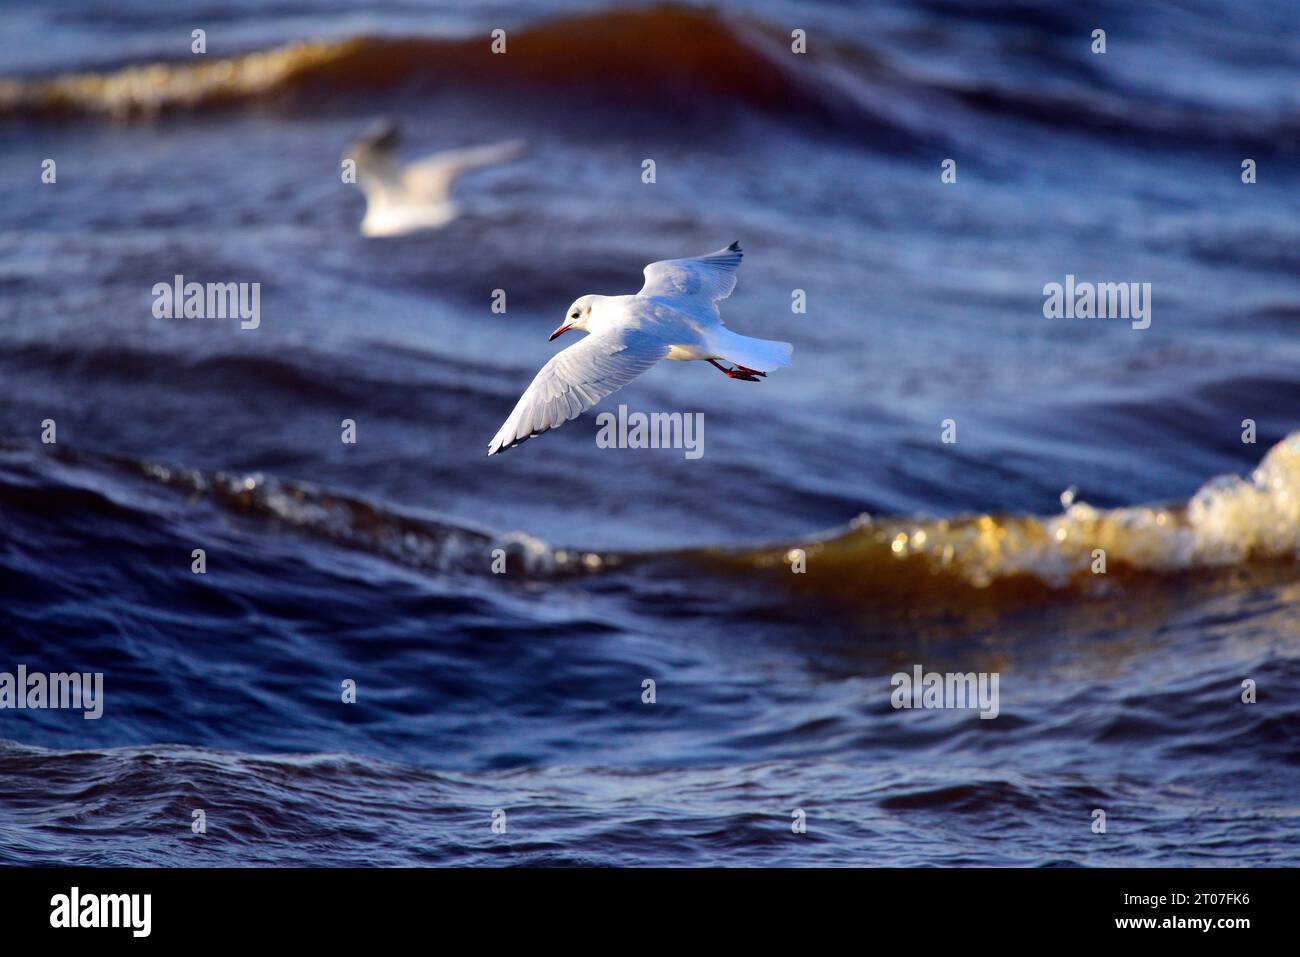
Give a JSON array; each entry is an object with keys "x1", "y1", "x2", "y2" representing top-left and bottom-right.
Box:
[{"x1": 550, "y1": 295, "x2": 600, "y2": 341}]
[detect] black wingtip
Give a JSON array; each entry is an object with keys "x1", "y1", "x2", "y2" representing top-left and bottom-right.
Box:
[{"x1": 728, "y1": 240, "x2": 741, "y2": 252}]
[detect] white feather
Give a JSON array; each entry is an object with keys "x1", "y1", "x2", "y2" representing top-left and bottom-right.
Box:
[{"x1": 487, "y1": 242, "x2": 793, "y2": 455}]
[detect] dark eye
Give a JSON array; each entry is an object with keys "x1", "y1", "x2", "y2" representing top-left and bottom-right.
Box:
[{"x1": 571, "y1": 311, "x2": 579, "y2": 319}]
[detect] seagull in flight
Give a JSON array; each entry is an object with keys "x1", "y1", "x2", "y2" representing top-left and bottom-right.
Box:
[
  {"x1": 345, "y1": 120, "x2": 525, "y2": 237},
  {"x1": 487, "y1": 242, "x2": 792, "y2": 456}
]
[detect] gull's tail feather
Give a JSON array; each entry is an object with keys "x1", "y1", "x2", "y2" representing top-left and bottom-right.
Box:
[{"x1": 709, "y1": 328, "x2": 792, "y2": 372}]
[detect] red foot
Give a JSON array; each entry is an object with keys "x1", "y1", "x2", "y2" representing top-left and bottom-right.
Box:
[{"x1": 708, "y1": 359, "x2": 766, "y2": 382}]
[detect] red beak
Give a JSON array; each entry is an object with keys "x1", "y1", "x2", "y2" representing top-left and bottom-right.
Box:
[{"x1": 548, "y1": 323, "x2": 573, "y2": 342}]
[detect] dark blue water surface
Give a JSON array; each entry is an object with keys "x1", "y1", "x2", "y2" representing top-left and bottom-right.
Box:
[{"x1": 1, "y1": 0, "x2": 1298, "y2": 865}]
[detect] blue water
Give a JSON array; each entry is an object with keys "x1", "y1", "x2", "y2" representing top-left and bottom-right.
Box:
[{"x1": 1, "y1": 0, "x2": 1298, "y2": 865}]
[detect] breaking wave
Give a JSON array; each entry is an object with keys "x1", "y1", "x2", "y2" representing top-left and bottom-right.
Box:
[
  {"x1": 10, "y1": 431, "x2": 1300, "y2": 607},
  {"x1": 698, "y1": 432, "x2": 1300, "y2": 608},
  {"x1": 0, "y1": 6, "x2": 872, "y2": 126},
  {"x1": 1, "y1": 4, "x2": 1289, "y2": 152}
]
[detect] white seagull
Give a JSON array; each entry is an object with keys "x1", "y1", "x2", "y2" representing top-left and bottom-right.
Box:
[
  {"x1": 345, "y1": 120, "x2": 525, "y2": 237},
  {"x1": 487, "y1": 242, "x2": 792, "y2": 456}
]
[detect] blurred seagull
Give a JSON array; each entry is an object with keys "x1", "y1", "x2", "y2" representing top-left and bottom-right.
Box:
[
  {"x1": 345, "y1": 120, "x2": 525, "y2": 237},
  {"x1": 487, "y1": 242, "x2": 792, "y2": 456}
]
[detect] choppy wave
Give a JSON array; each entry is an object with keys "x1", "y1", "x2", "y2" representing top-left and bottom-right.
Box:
[
  {"x1": 5, "y1": 721, "x2": 1296, "y2": 865},
  {"x1": 0, "y1": 6, "x2": 867, "y2": 126},
  {"x1": 1, "y1": 3, "x2": 1291, "y2": 153},
  {"x1": 0, "y1": 441, "x2": 604, "y2": 579},
  {"x1": 697, "y1": 432, "x2": 1300, "y2": 606},
  {"x1": 11, "y1": 431, "x2": 1300, "y2": 609}
]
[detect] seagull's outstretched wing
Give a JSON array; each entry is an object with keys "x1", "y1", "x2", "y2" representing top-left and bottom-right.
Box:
[
  {"x1": 487, "y1": 329, "x2": 668, "y2": 456},
  {"x1": 637, "y1": 241, "x2": 743, "y2": 316},
  {"x1": 404, "y1": 140, "x2": 527, "y2": 203},
  {"x1": 346, "y1": 119, "x2": 401, "y2": 164}
]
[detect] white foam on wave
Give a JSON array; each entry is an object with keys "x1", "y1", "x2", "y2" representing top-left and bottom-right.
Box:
[{"x1": 813, "y1": 432, "x2": 1300, "y2": 590}]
